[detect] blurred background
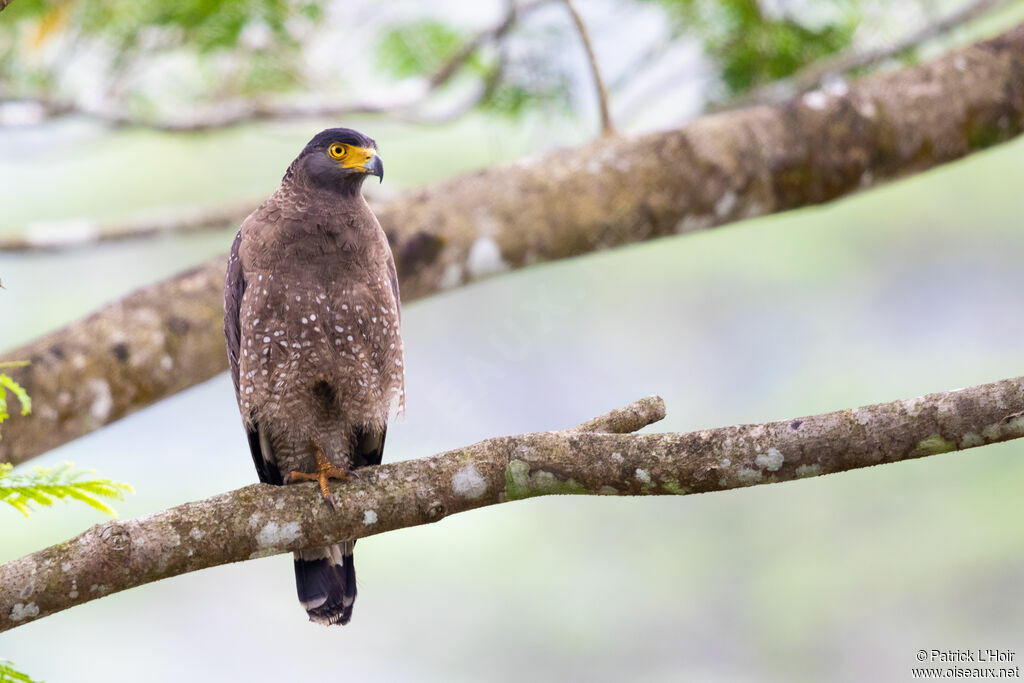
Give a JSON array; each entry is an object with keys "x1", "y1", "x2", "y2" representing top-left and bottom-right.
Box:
[{"x1": 2, "y1": 0, "x2": 1024, "y2": 681}]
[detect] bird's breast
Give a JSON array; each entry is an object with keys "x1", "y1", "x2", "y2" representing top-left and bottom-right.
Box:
[{"x1": 237, "y1": 268, "x2": 404, "y2": 428}]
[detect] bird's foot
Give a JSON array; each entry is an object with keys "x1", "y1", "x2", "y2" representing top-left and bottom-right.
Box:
[
  {"x1": 288, "y1": 466, "x2": 352, "y2": 509},
  {"x1": 289, "y1": 440, "x2": 353, "y2": 509}
]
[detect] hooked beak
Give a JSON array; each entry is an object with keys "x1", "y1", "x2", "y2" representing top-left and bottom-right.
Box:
[{"x1": 364, "y1": 152, "x2": 383, "y2": 183}]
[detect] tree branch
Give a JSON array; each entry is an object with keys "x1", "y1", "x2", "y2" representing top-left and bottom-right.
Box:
[
  {"x1": 0, "y1": 201, "x2": 258, "y2": 252},
  {"x1": 562, "y1": 0, "x2": 615, "y2": 136},
  {"x1": 3, "y1": 377, "x2": 1023, "y2": 632},
  {"x1": 4, "y1": 22, "x2": 1024, "y2": 465}
]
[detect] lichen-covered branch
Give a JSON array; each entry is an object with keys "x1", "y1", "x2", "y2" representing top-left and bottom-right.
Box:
[
  {"x1": 3, "y1": 377, "x2": 1024, "y2": 632},
  {"x1": 4, "y1": 22, "x2": 1024, "y2": 465}
]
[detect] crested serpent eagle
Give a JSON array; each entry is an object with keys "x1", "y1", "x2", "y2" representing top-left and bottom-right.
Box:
[{"x1": 223, "y1": 127, "x2": 404, "y2": 626}]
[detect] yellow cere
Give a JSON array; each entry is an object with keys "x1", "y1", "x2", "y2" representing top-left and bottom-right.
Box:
[{"x1": 328, "y1": 143, "x2": 377, "y2": 170}]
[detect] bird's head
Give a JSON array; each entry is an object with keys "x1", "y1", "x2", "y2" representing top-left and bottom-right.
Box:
[{"x1": 292, "y1": 127, "x2": 383, "y2": 194}]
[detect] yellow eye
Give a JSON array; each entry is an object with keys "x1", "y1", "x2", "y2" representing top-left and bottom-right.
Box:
[{"x1": 328, "y1": 143, "x2": 346, "y2": 159}]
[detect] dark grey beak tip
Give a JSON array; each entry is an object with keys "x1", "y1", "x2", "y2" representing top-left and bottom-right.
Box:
[{"x1": 366, "y1": 154, "x2": 384, "y2": 183}]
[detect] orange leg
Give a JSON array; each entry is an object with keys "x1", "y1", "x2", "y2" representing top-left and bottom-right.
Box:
[{"x1": 289, "y1": 440, "x2": 352, "y2": 509}]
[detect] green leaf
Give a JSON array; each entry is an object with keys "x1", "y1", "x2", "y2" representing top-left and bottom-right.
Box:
[
  {"x1": 59, "y1": 486, "x2": 120, "y2": 517},
  {"x1": 0, "y1": 374, "x2": 31, "y2": 417},
  {"x1": 0, "y1": 659, "x2": 43, "y2": 683},
  {"x1": 0, "y1": 462, "x2": 133, "y2": 518},
  {"x1": 0, "y1": 363, "x2": 31, "y2": 441}
]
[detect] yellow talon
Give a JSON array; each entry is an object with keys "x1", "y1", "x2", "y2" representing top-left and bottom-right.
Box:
[{"x1": 289, "y1": 440, "x2": 352, "y2": 509}]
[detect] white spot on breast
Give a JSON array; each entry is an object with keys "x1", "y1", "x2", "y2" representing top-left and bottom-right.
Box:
[
  {"x1": 363, "y1": 510, "x2": 378, "y2": 525},
  {"x1": 452, "y1": 464, "x2": 487, "y2": 499}
]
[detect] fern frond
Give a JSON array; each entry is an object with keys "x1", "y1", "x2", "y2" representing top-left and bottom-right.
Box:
[
  {"x1": 0, "y1": 659, "x2": 42, "y2": 683},
  {"x1": 56, "y1": 487, "x2": 120, "y2": 517},
  {"x1": 0, "y1": 462, "x2": 133, "y2": 518}
]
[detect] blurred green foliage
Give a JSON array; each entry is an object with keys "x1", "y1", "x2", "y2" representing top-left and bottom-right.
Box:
[
  {"x1": 650, "y1": 0, "x2": 858, "y2": 94},
  {"x1": 376, "y1": 19, "x2": 468, "y2": 79},
  {"x1": 0, "y1": 0, "x2": 322, "y2": 103},
  {"x1": 0, "y1": 660, "x2": 41, "y2": 683},
  {"x1": 0, "y1": 0, "x2": 871, "y2": 121},
  {"x1": 4, "y1": 0, "x2": 321, "y2": 53},
  {"x1": 375, "y1": 15, "x2": 572, "y2": 118}
]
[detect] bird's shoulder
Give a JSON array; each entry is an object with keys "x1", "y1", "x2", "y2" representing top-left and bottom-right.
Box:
[{"x1": 240, "y1": 193, "x2": 287, "y2": 235}]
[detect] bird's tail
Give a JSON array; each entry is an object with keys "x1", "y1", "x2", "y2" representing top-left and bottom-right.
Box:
[{"x1": 294, "y1": 541, "x2": 356, "y2": 626}]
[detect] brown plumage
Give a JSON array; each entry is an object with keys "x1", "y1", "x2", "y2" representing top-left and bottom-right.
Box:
[{"x1": 224, "y1": 128, "x2": 403, "y2": 626}]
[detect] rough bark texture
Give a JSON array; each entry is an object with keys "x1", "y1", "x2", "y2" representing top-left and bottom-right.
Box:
[
  {"x1": 2, "y1": 377, "x2": 1023, "y2": 632},
  {"x1": 0, "y1": 264, "x2": 227, "y2": 457},
  {"x1": 4, "y1": 23, "x2": 1024, "y2": 464}
]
